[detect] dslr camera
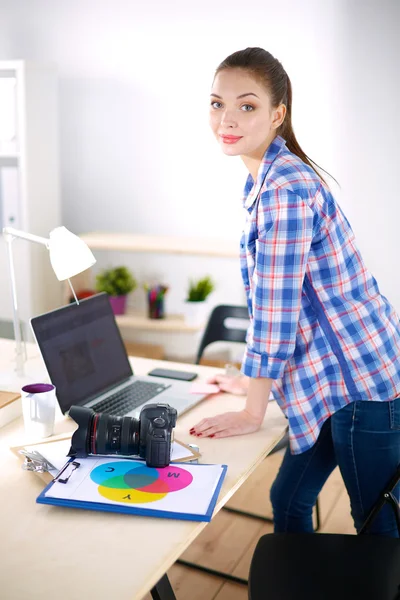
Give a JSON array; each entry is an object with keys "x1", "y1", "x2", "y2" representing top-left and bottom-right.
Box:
[{"x1": 68, "y1": 403, "x2": 177, "y2": 468}]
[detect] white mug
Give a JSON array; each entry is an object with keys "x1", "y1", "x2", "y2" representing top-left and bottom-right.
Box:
[{"x1": 21, "y1": 383, "x2": 56, "y2": 438}]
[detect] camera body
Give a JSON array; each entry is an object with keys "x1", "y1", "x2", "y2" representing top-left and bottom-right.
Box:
[
  {"x1": 68, "y1": 403, "x2": 177, "y2": 468},
  {"x1": 138, "y1": 403, "x2": 177, "y2": 467}
]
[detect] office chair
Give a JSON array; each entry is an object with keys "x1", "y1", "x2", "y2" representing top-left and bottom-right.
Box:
[
  {"x1": 177, "y1": 305, "x2": 319, "y2": 586},
  {"x1": 248, "y1": 463, "x2": 400, "y2": 600},
  {"x1": 195, "y1": 304, "x2": 250, "y2": 365}
]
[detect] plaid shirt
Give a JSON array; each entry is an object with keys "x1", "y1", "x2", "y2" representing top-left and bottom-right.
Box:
[{"x1": 240, "y1": 135, "x2": 400, "y2": 454}]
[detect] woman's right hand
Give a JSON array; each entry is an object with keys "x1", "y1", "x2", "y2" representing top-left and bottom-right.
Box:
[{"x1": 206, "y1": 373, "x2": 249, "y2": 395}]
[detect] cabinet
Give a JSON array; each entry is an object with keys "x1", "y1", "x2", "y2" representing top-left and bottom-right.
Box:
[
  {"x1": 69, "y1": 231, "x2": 239, "y2": 334},
  {"x1": 0, "y1": 61, "x2": 61, "y2": 339}
]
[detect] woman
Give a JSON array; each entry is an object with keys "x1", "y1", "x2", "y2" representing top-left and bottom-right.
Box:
[{"x1": 190, "y1": 47, "x2": 400, "y2": 537}]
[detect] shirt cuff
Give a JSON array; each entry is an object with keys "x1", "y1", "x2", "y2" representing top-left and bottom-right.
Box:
[{"x1": 241, "y1": 347, "x2": 287, "y2": 380}]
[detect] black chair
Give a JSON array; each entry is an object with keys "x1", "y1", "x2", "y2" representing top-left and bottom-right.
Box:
[
  {"x1": 195, "y1": 304, "x2": 250, "y2": 365},
  {"x1": 249, "y1": 464, "x2": 400, "y2": 600}
]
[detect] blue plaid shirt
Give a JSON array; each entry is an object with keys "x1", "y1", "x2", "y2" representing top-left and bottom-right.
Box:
[{"x1": 240, "y1": 135, "x2": 400, "y2": 454}]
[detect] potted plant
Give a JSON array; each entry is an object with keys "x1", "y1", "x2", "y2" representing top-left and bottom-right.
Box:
[
  {"x1": 183, "y1": 275, "x2": 215, "y2": 326},
  {"x1": 95, "y1": 266, "x2": 137, "y2": 315}
]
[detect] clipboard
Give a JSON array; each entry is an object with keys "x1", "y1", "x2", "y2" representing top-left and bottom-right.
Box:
[
  {"x1": 10, "y1": 433, "x2": 74, "y2": 484},
  {"x1": 10, "y1": 434, "x2": 201, "y2": 485},
  {"x1": 36, "y1": 456, "x2": 227, "y2": 522}
]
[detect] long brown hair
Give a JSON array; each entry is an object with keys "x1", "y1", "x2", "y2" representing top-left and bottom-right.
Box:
[{"x1": 215, "y1": 47, "x2": 335, "y2": 186}]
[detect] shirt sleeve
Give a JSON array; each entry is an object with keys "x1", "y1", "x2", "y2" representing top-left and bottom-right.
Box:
[{"x1": 242, "y1": 188, "x2": 314, "y2": 379}]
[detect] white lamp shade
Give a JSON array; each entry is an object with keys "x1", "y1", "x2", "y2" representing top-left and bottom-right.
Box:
[{"x1": 48, "y1": 226, "x2": 96, "y2": 280}]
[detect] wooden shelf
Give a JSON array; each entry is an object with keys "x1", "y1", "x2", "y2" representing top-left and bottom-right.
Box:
[
  {"x1": 75, "y1": 231, "x2": 231, "y2": 338},
  {"x1": 80, "y1": 232, "x2": 239, "y2": 259},
  {"x1": 0, "y1": 391, "x2": 20, "y2": 409},
  {"x1": 115, "y1": 311, "x2": 205, "y2": 333}
]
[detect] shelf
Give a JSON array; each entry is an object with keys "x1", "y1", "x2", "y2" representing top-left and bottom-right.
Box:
[
  {"x1": 80, "y1": 232, "x2": 239, "y2": 259},
  {"x1": 115, "y1": 311, "x2": 205, "y2": 333},
  {"x1": 0, "y1": 391, "x2": 20, "y2": 409}
]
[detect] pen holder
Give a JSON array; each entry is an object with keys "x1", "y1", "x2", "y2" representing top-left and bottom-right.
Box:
[{"x1": 146, "y1": 285, "x2": 168, "y2": 319}]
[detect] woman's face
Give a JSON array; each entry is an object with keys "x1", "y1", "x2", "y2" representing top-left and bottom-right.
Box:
[{"x1": 209, "y1": 68, "x2": 284, "y2": 160}]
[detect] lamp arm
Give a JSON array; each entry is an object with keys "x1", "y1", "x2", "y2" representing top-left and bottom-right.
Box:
[{"x1": 3, "y1": 226, "x2": 49, "y2": 247}]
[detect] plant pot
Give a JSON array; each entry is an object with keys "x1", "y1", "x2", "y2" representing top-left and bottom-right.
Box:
[
  {"x1": 183, "y1": 300, "x2": 210, "y2": 327},
  {"x1": 109, "y1": 295, "x2": 127, "y2": 315}
]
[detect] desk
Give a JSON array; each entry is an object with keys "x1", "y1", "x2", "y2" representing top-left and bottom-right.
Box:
[{"x1": 0, "y1": 339, "x2": 287, "y2": 600}]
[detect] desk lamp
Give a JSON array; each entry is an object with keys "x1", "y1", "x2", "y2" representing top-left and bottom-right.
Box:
[{"x1": 2, "y1": 226, "x2": 96, "y2": 376}]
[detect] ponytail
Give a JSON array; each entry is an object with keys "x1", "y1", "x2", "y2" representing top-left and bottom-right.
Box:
[{"x1": 279, "y1": 77, "x2": 333, "y2": 186}]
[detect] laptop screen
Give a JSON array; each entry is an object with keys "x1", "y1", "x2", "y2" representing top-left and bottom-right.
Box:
[{"x1": 30, "y1": 293, "x2": 133, "y2": 414}]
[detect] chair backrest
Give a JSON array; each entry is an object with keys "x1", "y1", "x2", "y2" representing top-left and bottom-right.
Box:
[
  {"x1": 359, "y1": 462, "x2": 400, "y2": 535},
  {"x1": 195, "y1": 304, "x2": 249, "y2": 365}
]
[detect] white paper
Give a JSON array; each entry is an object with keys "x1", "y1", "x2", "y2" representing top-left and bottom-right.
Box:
[
  {"x1": 45, "y1": 457, "x2": 224, "y2": 517},
  {"x1": 170, "y1": 441, "x2": 197, "y2": 461},
  {"x1": 28, "y1": 439, "x2": 196, "y2": 475}
]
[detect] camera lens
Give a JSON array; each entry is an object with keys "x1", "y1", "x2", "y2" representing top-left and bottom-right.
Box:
[
  {"x1": 69, "y1": 405, "x2": 140, "y2": 457},
  {"x1": 92, "y1": 413, "x2": 140, "y2": 456}
]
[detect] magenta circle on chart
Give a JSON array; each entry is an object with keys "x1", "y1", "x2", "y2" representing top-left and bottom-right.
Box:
[
  {"x1": 22, "y1": 383, "x2": 55, "y2": 393},
  {"x1": 156, "y1": 466, "x2": 193, "y2": 492}
]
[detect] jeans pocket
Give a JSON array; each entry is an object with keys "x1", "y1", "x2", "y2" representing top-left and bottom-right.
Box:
[{"x1": 389, "y1": 398, "x2": 400, "y2": 430}]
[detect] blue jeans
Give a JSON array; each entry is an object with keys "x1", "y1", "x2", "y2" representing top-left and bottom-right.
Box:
[{"x1": 270, "y1": 398, "x2": 400, "y2": 537}]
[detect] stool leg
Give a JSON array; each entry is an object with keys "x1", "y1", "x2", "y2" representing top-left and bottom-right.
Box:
[
  {"x1": 223, "y1": 505, "x2": 274, "y2": 523},
  {"x1": 176, "y1": 559, "x2": 248, "y2": 585},
  {"x1": 151, "y1": 574, "x2": 177, "y2": 600},
  {"x1": 315, "y1": 497, "x2": 321, "y2": 532}
]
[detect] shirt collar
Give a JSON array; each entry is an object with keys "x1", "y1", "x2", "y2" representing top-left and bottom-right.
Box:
[{"x1": 242, "y1": 135, "x2": 287, "y2": 210}]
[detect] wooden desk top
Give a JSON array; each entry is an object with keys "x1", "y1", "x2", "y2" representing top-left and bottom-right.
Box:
[{"x1": 0, "y1": 342, "x2": 287, "y2": 600}]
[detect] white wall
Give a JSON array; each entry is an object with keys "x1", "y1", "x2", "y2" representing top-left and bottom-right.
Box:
[
  {"x1": 334, "y1": 0, "x2": 400, "y2": 311},
  {"x1": 0, "y1": 0, "x2": 398, "y2": 358}
]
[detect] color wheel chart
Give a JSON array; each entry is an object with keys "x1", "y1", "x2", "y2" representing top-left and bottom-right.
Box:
[
  {"x1": 90, "y1": 461, "x2": 193, "y2": 504},
  {"x1": 39, "y1": 457, "x2": 227, "y2": 521}
]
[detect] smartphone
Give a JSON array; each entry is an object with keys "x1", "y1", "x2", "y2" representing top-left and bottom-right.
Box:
[{"x1": 147, "y1": 368, "x2": 198, "y2": 382}]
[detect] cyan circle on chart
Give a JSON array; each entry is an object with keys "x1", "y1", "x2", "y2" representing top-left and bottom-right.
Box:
[
  {"x1": 90, "y1": 461, "x2": 142, "y2": 486},
  {"x1": 124, "y1": 466, "x2": 158, "y2": 489}
]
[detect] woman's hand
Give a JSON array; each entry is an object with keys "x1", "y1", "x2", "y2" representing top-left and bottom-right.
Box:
[
  {"x1": 206, "y1": 373, "x2": 249, "y2": 395},
  {"x1": 190, "y1": 409, "x2": 261, "y2": 439},
  {"x1": 190, "y1": 377, "x2": 273, "y2": 439}
]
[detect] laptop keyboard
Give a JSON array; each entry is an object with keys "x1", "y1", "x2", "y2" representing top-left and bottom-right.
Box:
[{"x1": 91, "y1": 380, "x2": 170, "y2": 416}]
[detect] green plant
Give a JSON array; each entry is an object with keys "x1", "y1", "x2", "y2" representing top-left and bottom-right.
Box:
[
  {"x1": 186, "y1": 276, "x2": 215, "y2": 302},
  {"x1": 95, "y1": 266, "x2": 137, "y2": 297}
]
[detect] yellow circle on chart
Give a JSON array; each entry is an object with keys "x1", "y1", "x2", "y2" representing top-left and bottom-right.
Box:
[{"x1": 98, "y1": 485, "x2": 167, "y2": 504}]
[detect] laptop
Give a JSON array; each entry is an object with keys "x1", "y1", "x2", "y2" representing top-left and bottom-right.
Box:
[{"x1": 30, "y1": 292, "x2": 207, "y2": 418}]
